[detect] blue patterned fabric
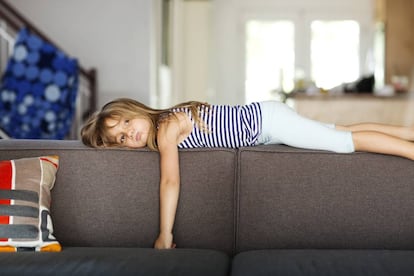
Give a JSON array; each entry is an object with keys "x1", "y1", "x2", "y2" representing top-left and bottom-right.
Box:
[{"x1": 0, "y1": 28, "x2": 79, "y2": 139}]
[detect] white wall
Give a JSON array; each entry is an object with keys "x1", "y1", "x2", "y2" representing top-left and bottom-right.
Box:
[
  {"x1": 165, "y1": 0, "x2": 213, "y2": 107},
  {"x1": 11, "y1": 0, "x2": 154, "y2": 108}
]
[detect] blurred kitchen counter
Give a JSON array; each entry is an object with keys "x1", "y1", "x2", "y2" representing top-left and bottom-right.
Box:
[{"x1": 290, "y1": 93, "x2": 414, "y2": 126}]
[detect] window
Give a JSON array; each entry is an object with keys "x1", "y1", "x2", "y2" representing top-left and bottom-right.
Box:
[
  {"x1": 245, "y1": 19, "x2": 362, "y2": 102},
  {"x1": 245, "y1": 20, "x2": 295, "y2": 103},
  {"x1": 311, "y1": 20, "x2": 360, "y2": 89}
]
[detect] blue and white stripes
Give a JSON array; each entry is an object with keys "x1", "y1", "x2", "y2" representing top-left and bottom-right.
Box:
[{"x1": 176, "y1": 102, "x2": 262, "y2": 149}]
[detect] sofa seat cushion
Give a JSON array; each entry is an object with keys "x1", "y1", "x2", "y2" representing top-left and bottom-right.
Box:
[
  {"x1": 0, "y1": 247, "x2": 230, "y2": 276},
  {"x1": 231, "y1": 249, "x2": 414, "y2": 276}
]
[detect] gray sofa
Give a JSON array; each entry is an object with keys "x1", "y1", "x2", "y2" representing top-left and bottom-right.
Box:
[{"x1": 1, "y1": 139, "x2": 414, "y2": 276}]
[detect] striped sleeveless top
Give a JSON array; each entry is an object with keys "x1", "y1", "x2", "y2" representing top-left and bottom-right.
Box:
[{"x1": 174, "y1": 102, "x2": 262, "y2": 149}]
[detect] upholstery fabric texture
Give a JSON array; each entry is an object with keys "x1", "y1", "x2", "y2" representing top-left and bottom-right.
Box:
[
  {"x1": 231, "y1": 249, "x2": 414, "y2": 276},
  {"x1": 1, "y1": 140, "x2": 414, "y2": 275},
  {"x1": 0, "y1": 140, "x2": 236, "y2": 254},
  {"x1": 0, "y1": 247, "x2": 230, "y2": 276},
  {"x1": 236, "y1": 146, "x2": 414, "y2": 252}
]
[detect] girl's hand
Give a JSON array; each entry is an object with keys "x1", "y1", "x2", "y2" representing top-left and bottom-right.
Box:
[{"x1": 154, "y1": 232, "x2": 176, "y2": 249}]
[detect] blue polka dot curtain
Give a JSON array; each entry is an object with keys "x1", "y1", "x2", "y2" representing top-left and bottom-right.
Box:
[{"x1": 0, "y1": 28, "x2": 79, "y2": 139}]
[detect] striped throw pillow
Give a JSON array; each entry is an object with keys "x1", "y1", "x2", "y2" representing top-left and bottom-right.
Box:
[{"x1": 0, "y1": 156, "x2": 61, "y2": 252}]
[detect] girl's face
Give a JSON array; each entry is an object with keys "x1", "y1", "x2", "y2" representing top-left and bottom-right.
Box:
[{"x1": 105, "y1": 117, "x2": 151, "y2": 148}]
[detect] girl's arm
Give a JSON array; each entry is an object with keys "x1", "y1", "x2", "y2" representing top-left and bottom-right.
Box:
[{"x1": 153, "y1": 117, "x2": 183, "y2": 249}]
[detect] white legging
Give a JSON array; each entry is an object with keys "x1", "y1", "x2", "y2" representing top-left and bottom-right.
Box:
[{"x1": 257, "y1": 101, "x2": 355, "y2": 153}]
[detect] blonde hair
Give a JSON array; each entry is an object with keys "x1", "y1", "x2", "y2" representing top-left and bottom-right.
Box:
[{"x1": 81, "y1": 98, "x2": 209, "y2": 150}]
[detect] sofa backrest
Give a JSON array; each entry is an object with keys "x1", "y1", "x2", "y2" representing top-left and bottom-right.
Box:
[
  {"x1": 0, "y1": 140, "x2": 236, "y2": 254},
  {"x1": 3, "y1": 140, "x2": 414, "y2": 255},
  {"x1": 236, "y1": 145, "x2": 414, "y2": 253}
]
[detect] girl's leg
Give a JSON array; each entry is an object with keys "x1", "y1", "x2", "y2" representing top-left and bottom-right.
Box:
[
  {"x1": 259, "y1": 101, "x2": 355, "y2": 153},
  {"x1": 259, "y1": 101, "x2": 414, "y2": 160},
  {"x1": 336, "y1": 123, "x2": 414, "y2": 141},
  {"x1": 351, "y1": 131, "x2": 414, "y2": 160}
]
